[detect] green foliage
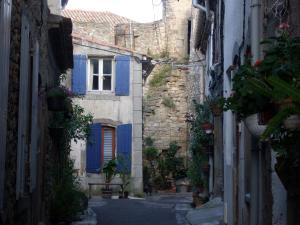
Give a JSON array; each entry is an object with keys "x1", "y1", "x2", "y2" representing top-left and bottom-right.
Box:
[
  {"x1": 117, "y1": 154, "x2": 131, "y2": 193},
  {"x1": 49, "y1": 99, "x2": 93, "y2": 223},
  {"x1": 162, "y1": 96, "x2": 176, "y2": 108},
  {"x1": 222, "y1": 61, "x2": 271, "y2": 118},
  {"x1": 103, "y1": 160, "x2": 117, "y2": 184},
  {"x1": 143, "y1": 141, "x2": 186, "y2": 190},
  {"x1": 149, "y1": 65, "x2": 172, "y2": 88},
  {"x1": 50, "y1": 159, "x2": 88, "y2": 224},
  {"x1": 144, "y1": 136, "x2": 154, "y2": 147},
  {"x1": 187, "y1": 153, "x2": 206, "y2": 188},
  {"x1": 159, "y1": 142, "x2": 186, "y2": 180},
  {"x1": 222, "y1": 30, "x2": 300, "y2": 165},
  {"x1": 187, "y1": 101, "x2": 212, "y2": 189},
  {"x1": 144, "y1": 146, "x2": 159, "y2": 161}
]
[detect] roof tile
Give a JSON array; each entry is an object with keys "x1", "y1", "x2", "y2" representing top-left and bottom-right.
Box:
[{"x1": 62, "y1": 9, "x2": 134, "y2": 26}]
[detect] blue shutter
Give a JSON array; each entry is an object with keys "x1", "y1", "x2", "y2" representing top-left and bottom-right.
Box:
[
  {"x1": 117, "y1": 124, "x2": 132, "y2": 173},
  {"x1": 86, "y1": 123, "x2": 102, "y2": 173},
  {"x1": 115, "y1": 55, "x2": 130, "y2": 96},
  {"x1": 72, "y1": 55, "x2": 87, "y2": 95}
]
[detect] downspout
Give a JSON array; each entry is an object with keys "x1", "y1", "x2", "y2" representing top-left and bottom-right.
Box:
[
  {"x1": 251, "y1": 0, "x2": 262, "y2": 62},
  {"x1": 192, "y1": 0, "x2": 212, "y2": 20},
  {"x1": 250, "y1": 1, "x2": 262, "y2": 225}
]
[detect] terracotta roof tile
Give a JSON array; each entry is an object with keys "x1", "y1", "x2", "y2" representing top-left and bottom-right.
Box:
[{"x1": 62, "y1": 9, "x2": 134, "y2": 26}]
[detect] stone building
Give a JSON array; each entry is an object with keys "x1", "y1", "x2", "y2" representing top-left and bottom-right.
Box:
[
  {"x1": 65, "y1": 32, "x2": 151, "y2": 194},
  {"x1": 0, "y1": 0, "x2": 73, "y2": 224},
  {"x1": 63, "y1": 0, "x2": 192, "y2": 158}
]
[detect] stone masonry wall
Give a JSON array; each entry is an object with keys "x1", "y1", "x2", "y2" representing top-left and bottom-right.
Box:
[
  {"x1": 3, "y1": 0, "x2": 59, "y2": 224},
  {"x1": 142, "y1": 0, "x2": 192, "y2": 154},
  {"x1": 73, "y1": 21, "x2": 115, "y2": 44},
  {"x1": 143, "y1": 65, "x2": 188, "y2": 155}
]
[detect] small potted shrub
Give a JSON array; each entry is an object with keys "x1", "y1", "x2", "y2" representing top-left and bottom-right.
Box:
[
  {"x1": 116, "y1": 154, "x2": 131, "y2": 199},
  {"x1": 102, "y1": 160, "x2": 117, "y2": 199}
]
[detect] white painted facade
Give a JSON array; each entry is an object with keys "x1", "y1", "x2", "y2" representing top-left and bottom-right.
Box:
[{"x1": 70, "y1": 40, "x2": 144, "y2": 194}]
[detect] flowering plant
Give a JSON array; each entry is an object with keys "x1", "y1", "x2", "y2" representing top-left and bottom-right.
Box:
[{"x1": 223, "y1": 24, "x2": 300, "y2": 120}]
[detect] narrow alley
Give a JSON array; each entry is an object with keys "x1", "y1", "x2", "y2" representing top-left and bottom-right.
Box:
[{"x1": 0, "y1": 0, "x2": 299, "y2": 225}]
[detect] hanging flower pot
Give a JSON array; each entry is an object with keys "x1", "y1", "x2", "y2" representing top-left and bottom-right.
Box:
[
  {"x1": 244, "y1": 113, "x2": 266, "y2": 137},
  {"x1": 201, "y1": 122, "x2": 213, "y2": 134}
]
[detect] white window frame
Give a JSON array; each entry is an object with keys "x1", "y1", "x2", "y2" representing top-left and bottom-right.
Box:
[{"x1": 87, "y1": 57, "x2": 115, "y2": 93}]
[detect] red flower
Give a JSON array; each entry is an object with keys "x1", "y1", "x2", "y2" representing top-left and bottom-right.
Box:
[
  {"x1": 254, "y1": 60, "x2": 262, "y2": 67},
  {"x1": 279, "y1": 23, "x2": 289, "y2": 30}
]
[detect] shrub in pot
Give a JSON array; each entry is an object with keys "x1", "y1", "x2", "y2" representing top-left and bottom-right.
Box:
[
  {"x1": 102, "y1": 160, "x2": 117, "y2": 199},
  {"x1": 116, "y1": 154, "x2": 131, "y2": 199}
]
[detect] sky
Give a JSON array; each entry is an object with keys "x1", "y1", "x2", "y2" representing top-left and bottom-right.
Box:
[{"x1": 66, "y1": 0, "x2": 163, "y2": 23}]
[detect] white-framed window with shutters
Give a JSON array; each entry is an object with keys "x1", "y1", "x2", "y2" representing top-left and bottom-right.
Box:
[
  {"x1": 88, "y1": 58, "x2": 114, "y2": 92},
  {"x1": 0, "y1": 0, "x2": 12, "y2": 209}
]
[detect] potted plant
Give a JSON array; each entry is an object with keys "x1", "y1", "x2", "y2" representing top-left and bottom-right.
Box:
[
  {"x1": 116, "y1": 154, "x2": 131, "y2": 199},
  {"x1": 102, "y1": 159, "x2": 117, "y2": 199}
]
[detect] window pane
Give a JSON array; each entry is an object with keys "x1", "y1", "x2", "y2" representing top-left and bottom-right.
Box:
[
  {"x1": 91, "y1": 59, "x2": 99, "y2": 74},
  {"x1": 103, "y1": 59, "x2": 112, "y2": 74},
  {"x1": 103, "y1": 76, "x2": 111, "y2": 90},
  {"x1": 92, "y1": 75, "x2": 99, "y2": 90},
  {"x1": 103, "y1": 128, "x2": 113, "y2": 163}
]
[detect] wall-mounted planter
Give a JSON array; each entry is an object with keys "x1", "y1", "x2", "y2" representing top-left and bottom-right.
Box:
[{"x1": 244, "y1": 113, "x2": 266, "y2": 137}]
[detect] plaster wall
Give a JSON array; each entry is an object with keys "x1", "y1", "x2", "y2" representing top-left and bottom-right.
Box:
[
  {"x1": 271, "y1": 152, "x2": 287, "y2": 225},
  {"x1": 222, "y1": 1, "x2": 245, "y2": 224},
  {"x1": 70, "y1": 43, "x2": 143, "y2": 193}
]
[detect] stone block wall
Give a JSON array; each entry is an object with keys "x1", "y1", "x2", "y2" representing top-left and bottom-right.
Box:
[
  {"x1": 2, "y1": 0, "x2": 65, "y2": 224},
  {"x1": 73, "y1": 21, "x2": 115, "y2": 44},
  {"x1": 143, "y1": 65, "x2": 188, "y2": 155}
]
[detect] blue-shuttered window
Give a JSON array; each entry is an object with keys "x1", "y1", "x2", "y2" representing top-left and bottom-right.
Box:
[
  {"x1": 88, "y1": 58, "x2": 114, "y2": 92},
  {"x1": 86, "y1": 123, "x2": 102, "y2": 173},
  {"x1": 115, "y1": 55, "x2": 130, "y2": 96},
  {"x1": 72, "y1": 54, "x2": 87, "y2": 95},
  {"x1": 117, "y1": 124, "x2": 132, "y2": 172}
]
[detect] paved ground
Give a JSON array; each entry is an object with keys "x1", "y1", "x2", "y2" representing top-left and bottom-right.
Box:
[
  {"x1": 72, "y1": 193, "x2": 223, "y2": 225},
  {"x1": 92, "y1": 194, "x2": 192, "y2": 225}
]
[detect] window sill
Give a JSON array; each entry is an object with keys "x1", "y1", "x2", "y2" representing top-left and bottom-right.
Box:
[{"x1": 81, "y1": 92, "x2": 120, "y2": 101}]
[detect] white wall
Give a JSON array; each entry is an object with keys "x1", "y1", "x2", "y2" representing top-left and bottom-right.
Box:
[
  {"x1": 223, "y1": 0, "x2": 246, "y2": 224},
  {"x1": 70, "y1": 43, "x2": 143, "y2": 193}
]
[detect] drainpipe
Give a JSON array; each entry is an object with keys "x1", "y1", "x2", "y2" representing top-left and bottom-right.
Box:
[
  {"x1": 251, "y1": 0, "x2": 262, "y2": 62},
  {"x1": 192, "y1": 0, "x2": 212, "y2": 20},
  {"x1": 250, "y1": 1, "x2": 262, "y2": 225}
]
